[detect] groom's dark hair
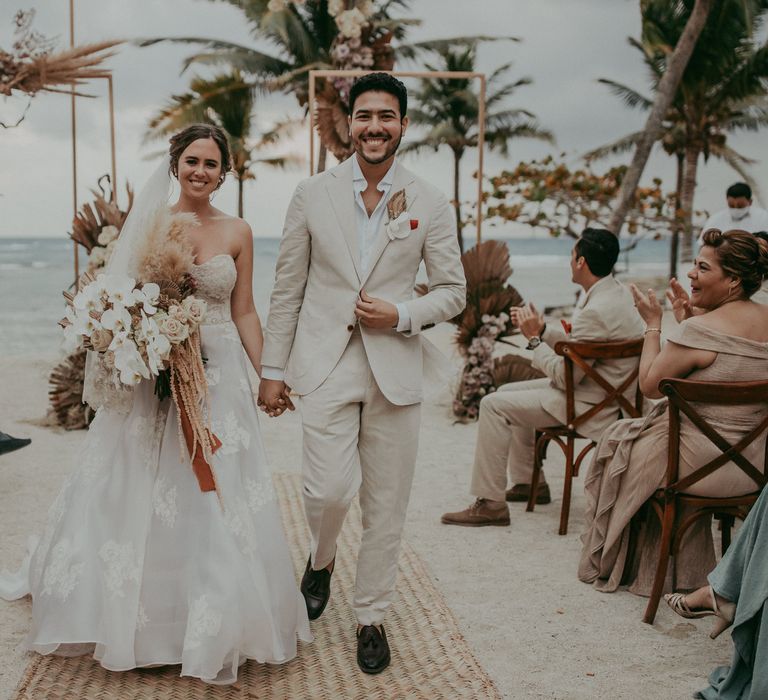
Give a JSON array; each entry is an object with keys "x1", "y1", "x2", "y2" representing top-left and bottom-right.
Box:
[
  {"x1": 575, "y1": 228, "x2": 620, "y2": 277},
  {"x1": 348, "y1": 72, "x2": 408, "y2": 119}
]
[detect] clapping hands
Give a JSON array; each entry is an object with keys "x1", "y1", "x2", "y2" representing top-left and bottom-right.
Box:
[
  {"x1": 510, "y1": 302, "x2": 545, "y2": 340},
  {"x1": 629, "y1": 284, "x2": 663, "y2": 327},
  {"x1": 665, "y1": 277, "x2": 694, "y2": 323}
]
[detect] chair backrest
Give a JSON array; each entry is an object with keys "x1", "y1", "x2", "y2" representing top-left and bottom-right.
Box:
[
  {"x1": 554, "y1": 338, "x2": 644, "y2": 430},
  {"x1": 659, "y1": 377, "x2": 768, "y2": 494}
]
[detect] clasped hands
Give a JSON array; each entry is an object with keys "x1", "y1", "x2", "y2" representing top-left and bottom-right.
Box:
[{"x1": 257, "y1": 379, "x2": 294, "y2": 418}]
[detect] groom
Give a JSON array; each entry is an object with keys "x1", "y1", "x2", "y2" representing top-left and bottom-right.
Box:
[{"x1": 259, "y1": 73, "x2": 465, "y2": 673}]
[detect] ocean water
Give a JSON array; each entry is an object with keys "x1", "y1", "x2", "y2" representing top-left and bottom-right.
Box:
[{"x1": 0, "y1": 236, "x2": 672, "y2": 356}]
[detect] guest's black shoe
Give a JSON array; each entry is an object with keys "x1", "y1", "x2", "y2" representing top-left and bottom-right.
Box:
[
  {"x1": 0, "y1": 432, "x2": 31, "y2": 456},
  {"x1": 300, "y1": 555, "x2": 333, "y2": 620},
  {"x1": 356, "y1": 624, "x2": 390, "y2": 674}
]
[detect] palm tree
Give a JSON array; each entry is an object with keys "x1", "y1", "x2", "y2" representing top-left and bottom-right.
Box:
[
  {"x1": 586, "y1": 41, "x2": 761, "y2": 276},
  {"x1": 595, "y1": 0, "x2": 768, "y2": 261},
  {"x1": 140, "y1": 1, "x2": 492, "y2": 172},
  {"x1": 402, "y1": 44, "x2": 553, "y2": 251},
  {"x1": 145, "y1": 70, "x2": 298, "y2": 217}
]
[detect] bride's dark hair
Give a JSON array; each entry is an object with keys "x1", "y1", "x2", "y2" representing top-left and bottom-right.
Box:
[{"x1": 168, "y1": 124, "x2": 232, "y2": 189}]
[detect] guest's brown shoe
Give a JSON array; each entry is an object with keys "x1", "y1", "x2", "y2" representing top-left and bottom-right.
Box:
[
  {"x1": 441, "y1": 498, "x2": 510, "y2": 527},
  {"x1": 505, "y1": 483, "x2": 551, "y2": 504}
]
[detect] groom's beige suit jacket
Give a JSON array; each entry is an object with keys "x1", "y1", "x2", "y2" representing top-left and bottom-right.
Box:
[{"x1": 262, "y1": 157, "x2": 466, "y2": 405}]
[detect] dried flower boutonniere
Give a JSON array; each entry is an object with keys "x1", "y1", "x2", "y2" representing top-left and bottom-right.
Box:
[{"x1": 385, "y1": 188, "x2": 417, "y2": 240}]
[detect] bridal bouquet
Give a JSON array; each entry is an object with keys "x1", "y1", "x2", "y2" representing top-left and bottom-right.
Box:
[
  {"x1": 61, "y1": 208, "x2": 222, "y2": 498},
  {"x1": 61, "y1": 272, "x2": 207, "y2": 391}
]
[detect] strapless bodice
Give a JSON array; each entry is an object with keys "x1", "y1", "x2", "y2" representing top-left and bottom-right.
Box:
[{"x1": 192, "y1": 254, "x2": 237, "y2": 325}]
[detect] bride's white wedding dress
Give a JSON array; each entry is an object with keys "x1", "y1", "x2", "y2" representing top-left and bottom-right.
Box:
[{"x1": 0, "y1": 253, "x2": 311, "y2": 684}]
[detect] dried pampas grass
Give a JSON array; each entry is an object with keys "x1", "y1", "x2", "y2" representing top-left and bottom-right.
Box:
[{"x1": 136, "y1": 209, "x2": 198, "y2": 298}]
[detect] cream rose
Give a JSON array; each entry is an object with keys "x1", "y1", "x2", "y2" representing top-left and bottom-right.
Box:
[
  {"x1": 181, "y1": 297, "x2": 207, "y2": 327},
  {"x1": 159, "y1": 315, "x2": 190, "y2": 345},
  {"x1": 167, "y1": 304, "x2": 189, "y2": 322}
]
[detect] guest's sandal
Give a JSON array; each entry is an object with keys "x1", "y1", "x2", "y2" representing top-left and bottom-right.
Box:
[{"x1": 664, "y1": 588, "x2": 736, "y2": 639}]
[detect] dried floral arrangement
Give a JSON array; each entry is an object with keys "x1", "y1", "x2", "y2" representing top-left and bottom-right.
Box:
[
  {"x1": 1, "y1": 10, "x2": 119, "y2": 106},
  {"x1": 447, "y1": 240, "x2": 526, "y2": 421}
]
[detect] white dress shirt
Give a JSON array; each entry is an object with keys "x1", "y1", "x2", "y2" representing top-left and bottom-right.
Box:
[{"x1": 261, "y1": 156, "x2": 410, "y2": 381}]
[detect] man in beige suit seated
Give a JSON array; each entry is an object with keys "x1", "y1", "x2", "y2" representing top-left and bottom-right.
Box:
[
  {"x1": 258, "y1": 73, "x2": 466, "y2": 672},
  {"x1": 442, "y1": 228, "x2": 643, "y2": 527}
]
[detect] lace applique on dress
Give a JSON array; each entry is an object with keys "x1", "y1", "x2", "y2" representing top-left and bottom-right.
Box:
[
  {"x1": 245, "y1": 477, "x2": 276, "y2": 513},
  {"x1": 41, "y1": 539, "x2": 84, "y2": 600},
  {"x1": 99, "y1": 541, "x2": 141, "y2": 598},
  {"x1": 184, "y1": 595, "x2": 222, "y2": 650},
  {"x1": 211, "y1": 411, "x2": 250, "y2": 455},
  {"x1": 152, "y1": 477, "x2": 178, "y2": 528},
  {"x1": 136, "y1": 602, "x2": 149, "y2": 631},
  {"x1": 204, "y1": 365, "x2": 221, "y2": 387}
]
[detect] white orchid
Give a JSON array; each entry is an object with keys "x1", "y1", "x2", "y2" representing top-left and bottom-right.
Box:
[
  {"x1": 100, "y1": 304, "x2": 133, "y2": 334},
  {"x1": 104, "y1": 275, "x2": 139, "y2": 307},
  {"x1": 73, "y1": 282, "x2": 104, "y2": 314},
  {"x1": 113, "y1": 343, "x2": 150, "y2": 385},
  {"x1": 61, "y1": 312, "x2": 83, "y2": 353},
  {"x1": 135, "y1": 282, "x2": 160, "y2": 315}
]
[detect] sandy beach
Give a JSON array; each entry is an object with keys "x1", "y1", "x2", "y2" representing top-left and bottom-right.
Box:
[{"x1": 0, "y1": 324, "x2": 733, "y2": 699}]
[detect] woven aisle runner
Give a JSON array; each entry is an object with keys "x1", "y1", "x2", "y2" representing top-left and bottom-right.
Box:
[{"x1": 12, "y1": 473, "x2": 501, "y2": 700}]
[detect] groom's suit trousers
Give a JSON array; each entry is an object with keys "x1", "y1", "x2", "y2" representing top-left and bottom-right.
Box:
[{"x1": 299, "y1": 329, "x2": 420, "y2": 626}]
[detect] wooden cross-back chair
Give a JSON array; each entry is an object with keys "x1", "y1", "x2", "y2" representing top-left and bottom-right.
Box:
[
  {"x1": 642, "y1": 377, "x2": 768, "y2": 624},
  {"x1": 527, "y1": 338, "x2": 645, "y2": 535}
]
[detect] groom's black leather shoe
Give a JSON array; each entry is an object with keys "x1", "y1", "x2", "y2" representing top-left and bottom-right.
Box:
[
  {"x1": 300, "y1": 556, "x2": 333, "y2": 620},
  {"x1": 357, "y1": 624, "x2": 390, "y2": 674}
]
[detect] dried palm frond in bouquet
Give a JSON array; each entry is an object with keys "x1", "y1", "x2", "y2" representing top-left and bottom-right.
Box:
[{"x1": 48, "y1": 350, "x2": 94, "y2": 430}]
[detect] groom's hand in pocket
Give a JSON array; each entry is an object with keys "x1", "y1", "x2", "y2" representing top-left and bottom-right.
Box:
[
  {"x1": 258, "y1": 379, "x2": 295, "y2": 417},
  {"x1": 355, "y1": 290, "x2": 399, "y2": 329}
]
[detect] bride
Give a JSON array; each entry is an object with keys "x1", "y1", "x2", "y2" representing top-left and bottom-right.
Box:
[{"x1": 0, "y1": 124, "x2": 311, "y2": 684}]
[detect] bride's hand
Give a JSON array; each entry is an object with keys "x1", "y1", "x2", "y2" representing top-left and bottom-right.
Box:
[
  {"x1": 665, "y1": 277, "x2": 693, "y2": 323},
  {"x1": 629, "y1": 283, "x2": 663, "y2": 327}
]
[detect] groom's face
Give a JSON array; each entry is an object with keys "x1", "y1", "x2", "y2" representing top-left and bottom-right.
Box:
[{"x1": 349, "y1": 91, "x2": 408, "y2": 166}]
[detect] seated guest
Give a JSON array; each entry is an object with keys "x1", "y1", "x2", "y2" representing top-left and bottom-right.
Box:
[
  {"x1": 665, "y1": 485, "x2": 768, "y2": 699},
  {"x1": 442, "y1": 228, "x2": 643, "y2": 526},
  {"x1": 579, "y1": 229, "x2": 768, "y2": 596}
]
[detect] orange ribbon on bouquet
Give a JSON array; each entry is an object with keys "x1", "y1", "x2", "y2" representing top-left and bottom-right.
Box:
[
  {"x1": 169, "y1": 332, "x2": 222, "y2": 499},
  {"x1": 178, "y1": 402, "x2": 222, "y2": 493}
]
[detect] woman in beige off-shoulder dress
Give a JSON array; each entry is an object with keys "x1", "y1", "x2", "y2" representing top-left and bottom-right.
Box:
[{"x1": 579, "y1": 229, "x2": 768, "y2": 596}]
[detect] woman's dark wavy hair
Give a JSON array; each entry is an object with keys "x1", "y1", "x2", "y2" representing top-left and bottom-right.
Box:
[
  {"x1": 700, "y1": 228, "x2": 768, "y2": 297},
  {"x1": 168, "y1": 124, "x2": 232, "y2": 189}
]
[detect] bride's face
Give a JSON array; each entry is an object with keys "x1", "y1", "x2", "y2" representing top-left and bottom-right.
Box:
[{"x1": 176, "y1": 138, "x2": 223, "y2": 200}]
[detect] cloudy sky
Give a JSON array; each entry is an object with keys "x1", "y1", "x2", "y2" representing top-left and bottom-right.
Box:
[{"x1": 2, "y1": 0, "x2": 768, "y2": 239}]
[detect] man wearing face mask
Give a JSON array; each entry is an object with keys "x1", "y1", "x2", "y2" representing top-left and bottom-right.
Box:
[{"x1": 701, "y1": 182, "x2": 768, "y2": 239}]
